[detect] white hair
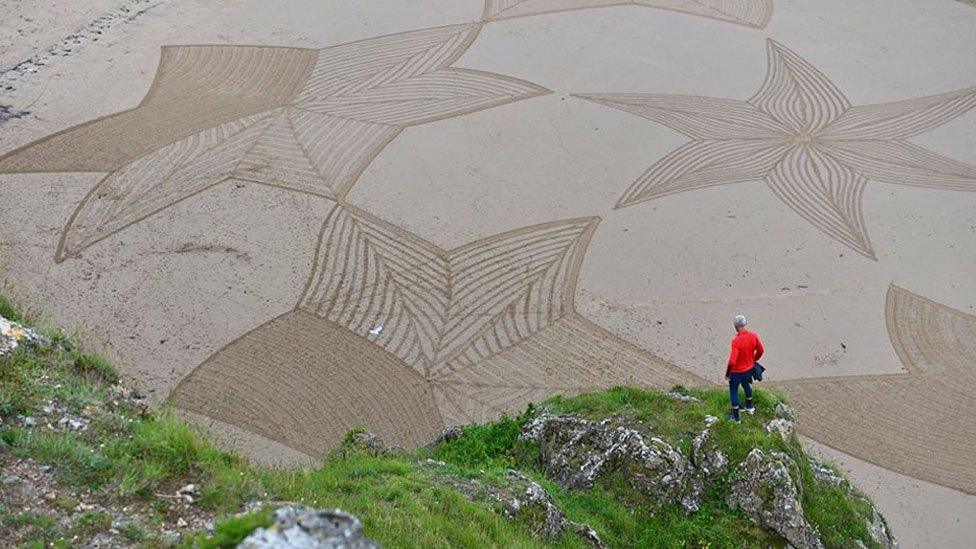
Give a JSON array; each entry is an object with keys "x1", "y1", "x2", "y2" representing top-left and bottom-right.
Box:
[{"x1": 733, "y1": 315, "x2": 748, "y2": 328}]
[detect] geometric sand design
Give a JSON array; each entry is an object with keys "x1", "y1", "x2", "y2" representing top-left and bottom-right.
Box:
[
  {"x1": 777, "y1": 285, "x2": 976, "y2": 494},
  {"x1": 576, "y1": 39, "x2": 976, "y2": 260},
  {"x1": 481, "y1": 0, "x2": 773, "y2": 27},
  {"x1": 168, "y1": 204, "x2": 705, "y2": 456},
  {"x1": 0, "y1": 24, "x2": 550, "y2": 262}
]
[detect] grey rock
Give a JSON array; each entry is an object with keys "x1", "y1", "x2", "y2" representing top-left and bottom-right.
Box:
[
  {"x1": 665, "y1": 391, "x2": 702, "y2": 404},
  {"x1": 178, "y1": 483, "x2": 199, "y2": 503},
  {"x1": 522, "y1": 414, "x2": 702, "y2": 513},
  {"x1": 57, "y1": 414, "x2": 90, "y2": 431},
  {"x1": 444, "y1": 469, "x2": 604, "y2": 547},
  {"x1": 867, "y1": 507, "x2": 898, "y2": 549},
  {"x1": 775, "y1": 402, "x2": 794, "y2": 420},
  {"x1": 426, "y1": 426, "x2": 463, "y2": 448},
  {"x1": 0, "y1": 316, "x2": 47, "y2": 356},
  {"x1": 726, "y1": 449, "x2": 823, "y2": 549},
  {"x1": 691, "y1": 415, "x2": 728, "y2": 479},
  {"x1": 765, "y1": 418, "x2": 795, "y2": 442},
  {"x1": 503, "y1": 471, "x2": 575, "y2": 542},
  {"x1": 239, "y1": 507, "x2": 379, "y2": 549},
  {"x1": 808, "y1": 460, "x2": 845, "y2": 488},
  {"x1": 807, "y1": 461, "x2": 897, "y2": 548},
  {"x1": 342, "y1": 431, "x2": 403, "y2": 456}
]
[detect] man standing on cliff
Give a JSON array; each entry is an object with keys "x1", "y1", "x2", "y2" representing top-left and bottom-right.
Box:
[{"x1": 726, "y1": 315, "x2": 764, "y2": 422}]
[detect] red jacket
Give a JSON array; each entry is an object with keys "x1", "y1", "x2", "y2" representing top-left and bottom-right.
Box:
[{"x1": 727, "y1": 330, "x2": 763, "y2": 375}]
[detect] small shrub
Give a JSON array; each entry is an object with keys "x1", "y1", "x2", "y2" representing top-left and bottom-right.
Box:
[
  {"x1": 70, "y1": 350, "x2": 119, "y2": 384},
  {"x1": 432, "y1": 408, "x2": 533, "y2": 469},
  {"x1": 121, "y1": 521, "x2": 151, "y2": 542},
  {"x1": 0, "y1": 294, "x2": 25, "y2": 323},
  {"x1": 73, "y1": 511, "x2": 112, "y2": 536},
  {"x1": 184, "y1": 509, "x2": 274, "y2": 548}
]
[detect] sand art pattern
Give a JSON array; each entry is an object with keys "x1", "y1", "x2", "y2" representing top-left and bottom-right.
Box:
[
  {"x1": 576, "y1": 39, "x2": 976, "y2": 259},
  {"x1": 0, "y1": 23, "x2": 550, "y2": 262},
  {"x1": 0, "y1": 0, "x2": 778, "y2": 264},
  {"x1": 169, "y1": 204, "x2": 704, "y2": 456},
  {"x1": 2, "y1": 0, "x2": 975, "y2": 503},
  {"x1": 480, "y1": 0, "x2": 772, "y2": 26},
  {"x1": 778, "y1": 285, "x2": 976, "y2": 494}
]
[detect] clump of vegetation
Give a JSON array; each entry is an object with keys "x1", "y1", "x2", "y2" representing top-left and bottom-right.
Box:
[{"x1": 0, "y1": 295, "x2": 888, "y2": 548}]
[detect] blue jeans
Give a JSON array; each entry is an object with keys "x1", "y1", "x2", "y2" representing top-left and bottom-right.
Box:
[{"x1": 729, "y1": 369, "x2": 754, "y2": 408}]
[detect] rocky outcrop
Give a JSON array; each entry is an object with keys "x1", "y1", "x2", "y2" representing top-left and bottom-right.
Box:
[
  {"x1": 239, "y1": 507, "x2": 379, "y2": 549},
  {"x1": 425, "y1": 426, "x2": 463, "y2": 449},
  {"x1": 809, "y1": 459, "x2": 845, "y2": 488},
  {"x1": 0, "y1": 315, "x2": 45, "y2": 357},
  {"x1": 428, "y1": 463, "x2": 604, "y2": 547},
  {"x1": 690, "y1": 415, "x2": 728, "y2": 479},
  {"x1": 496, "y1": 471, "x2": 604, "y2": 547},
  {"x1": 765, "y1": 418, "x2": 795, "y2": 442},
  {"x1": 339, "y1": 431, "x2": 404, "y2": 457},
  {"x1": 766, "y1": 402, "x2": 797, "y2": 442},
  {"x1": 521, "y1": 414, "x2": 719, "y2": 513},
  {"x1": 865, "y1": 506, "x2": 897, "y2": 549},
  {"x1": 665, "y1": 390, "x2": 702, "y2": 404},
  {"x1": 726, "y1": 449, "x2": 823, "y2": 549},
  {"x1": 807, "y1": 459, "x2": 898, "y2": 549}
]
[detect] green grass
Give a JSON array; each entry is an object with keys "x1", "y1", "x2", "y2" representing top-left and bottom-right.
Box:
[
  {"x1": 425, "y1": 386, "x2": 882, "y2": 548},
  {"x1": 70, "y1": 350, "x2": 120, "y2": 385},
  {"x1": 0, "y1": 294, "x2": 887, "y2": 548},
  {"x1": 73, "y1": 510, "x2": 112, "y2": 536},
  {"x1": 430, "y1": 408, "x2": 536, "y2": 469},
  {"x1": 181, "y1": 510, "x2": 272, "y2": 548},
  {"x1": 540, "y1": 386, "x2": 787, "y2": 459},
  {"x1": 0, "y1": 293, "x2": 27, "y2": 324},
  {"x1": 0, "y1": 508, "x2": 69, "y2": 547}
]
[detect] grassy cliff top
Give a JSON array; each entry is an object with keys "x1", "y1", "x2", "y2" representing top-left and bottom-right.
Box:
[{"x1": 0, "y1": 299, "x2": 888, "y2": 548}]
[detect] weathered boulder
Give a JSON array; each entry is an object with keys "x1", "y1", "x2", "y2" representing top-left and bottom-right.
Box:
[
  {"x1": 238, "y1": 507, "x2": 379, "y2": 549},
  {"x1": 521, "y1": 414, "x2": 702, "y2": 513},
  {"x1": 808, "y1": 459, "x2": 845, "y2": 488},
  {"x1": 775, "y1": 402, "x2": 793, "y2": 420},
  {"x1": 339, "y1": 431, "x2": 404, "y2": 457},
  {"x1": 690, "y1": 415, "x2": 728, "y2": 478},
  {"x1": 238, "y1": 507, "x2": 379, "y2": 548},
  {"x1": 430, "y1": 464, "x2": 604, "y2": 547},
  {"x1": 425, "y1": 426, "x2": 463, "y2": 449},
  {"x1": 0, "y1": 316, "x2": 45, "y2": 357},
  {"x1": 665, "y1": 390, "x2": 702, "y2": 404},
  {"x1": 726, "y1": 449, "x2": 823, "y2": 549},
  {"x1": 865, "y1": 506, "x2": 898, "y2": 549},
  {"x1": 765, "y1": 418, "x2": 795, "y2": 442},
  {"x1": 498, "y1": 471, "x2": 604, "y2": 547},
  {"x1": 807, "y1": 460, "x2": 898, "y2": 549}
]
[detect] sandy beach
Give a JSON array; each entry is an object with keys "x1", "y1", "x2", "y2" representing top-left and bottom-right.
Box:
[{"x1": 2, "y1": 1, "x2": 974, "y2": 545}]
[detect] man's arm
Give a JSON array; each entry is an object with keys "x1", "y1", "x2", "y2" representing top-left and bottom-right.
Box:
[
  {"x1": 754, "y1": 336, "x2": 764, "y2": 362},
  {"x1": 727, "y1": 342, "x2": 738, "y2": 378}
]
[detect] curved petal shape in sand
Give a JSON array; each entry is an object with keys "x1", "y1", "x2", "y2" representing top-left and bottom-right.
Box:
[{"x1": 778, "y1": 285, "x2": 976, "y2": 495}]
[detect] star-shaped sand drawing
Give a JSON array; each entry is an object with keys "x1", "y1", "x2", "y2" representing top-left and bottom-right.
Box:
[
  {"x1": 169, "y1": 204, "x2": 704, "y2": 455},
  {"x1": 777, "y1": 284, "x2": 976, "y2": 494},
  {"x1": 0, "y1": 24, "x2": 549, "y2": 262},
  {"x1": 576, "y1": 39, "x2": 976, "y2": 259},
  {"x1": 481, "y1": 0, "x2": 773, "y2": 27}
]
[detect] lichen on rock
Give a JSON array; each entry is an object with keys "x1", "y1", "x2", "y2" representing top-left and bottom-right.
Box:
[
  {"x1": 726, "y1": 449, "x2": 823, "y2": 549},
  {"x1": 239, "y1": 507, "x2": 379, "y2": 549},
  {"x1": 521, "y1": 413, "x2": 707, "y2": 513}
]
